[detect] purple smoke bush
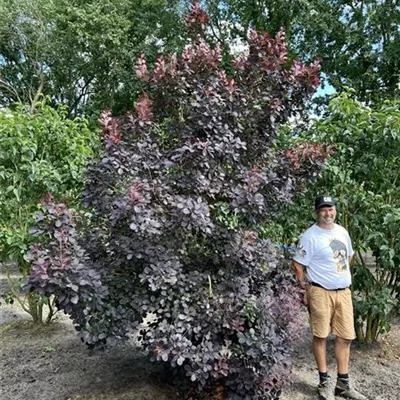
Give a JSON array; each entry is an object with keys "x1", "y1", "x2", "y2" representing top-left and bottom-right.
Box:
[{"x1": 26, "y1": 2, "x2": 327, "y2": 398}]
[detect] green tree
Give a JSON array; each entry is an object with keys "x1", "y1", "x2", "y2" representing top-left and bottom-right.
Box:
[
  {"x1": 0, "y1": 102, "x2": 98, "y2": 323},
  {"x1": 296, "y1": 0, "x2": 400, "y2": 103},
  {"x1": 291, "y1": 93, "x2": 400, "y2": 343},
  {"x1": 205, "y1": 0, "x2": 304, "y2": 41},
  {"x1": 264, "y1": 92, "x2": 400, "y2": 343},
  {"x1": 0, "y1": 0, "x2": 185, "y2": 118},
  {"x1": 204, "y1": 0, "x2": 400, "y2": 103}
]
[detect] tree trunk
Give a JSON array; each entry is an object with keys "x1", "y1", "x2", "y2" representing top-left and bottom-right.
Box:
[
  {"x1": 355, "y1": 323, "x2": 365, "y2": 343},
  {"x1": 214, "y1": 384, "x2": 225, "y2": 400},
  {"x1": 365, "y1": 313, "x2": 374, "y2": 344}
]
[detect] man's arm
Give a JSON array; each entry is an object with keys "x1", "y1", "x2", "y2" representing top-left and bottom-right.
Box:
[
  {"x1": 291, "y1": 260, "x2": 307, "y2": 288},
  {"x1": 291, "y1": 260, "x2": 308, "y2": 305},
  {"x1": 348, "y1": 255, "x2": 353, "y2": 265}
]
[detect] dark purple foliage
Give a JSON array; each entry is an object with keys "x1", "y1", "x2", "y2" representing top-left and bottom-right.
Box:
[
  {"x1": 26, "y1": 3, "x2": 325, "y2": 399},
  {"x1": 26, "y1": 203, "x2": 108, "y2": 338}
]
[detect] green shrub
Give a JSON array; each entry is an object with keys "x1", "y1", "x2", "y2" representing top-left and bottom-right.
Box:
[{"x1": 0, "y1": 102, "x2": 98, "y2": 323}]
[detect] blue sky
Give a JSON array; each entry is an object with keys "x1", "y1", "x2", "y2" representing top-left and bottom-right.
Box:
[{"x1": 314, "y1": 73, "x2": 336, "y2": 98}]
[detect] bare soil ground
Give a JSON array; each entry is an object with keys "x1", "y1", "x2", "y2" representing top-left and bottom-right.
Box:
[
  {"x1": 1, "y1": 279, "x2": 400, "y2": 400},
  {"x1": 280, "y1": 321, "x2": 400, "y2": 400}
]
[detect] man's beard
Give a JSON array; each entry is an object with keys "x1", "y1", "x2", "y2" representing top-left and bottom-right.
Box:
[{"x1": 320, "y1": 216, "x2": 335, "y2": 226}]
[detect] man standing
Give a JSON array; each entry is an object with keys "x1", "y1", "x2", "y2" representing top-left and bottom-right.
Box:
[{"x1": 292, "y1": 195, "x2": 367, "y2": 400}]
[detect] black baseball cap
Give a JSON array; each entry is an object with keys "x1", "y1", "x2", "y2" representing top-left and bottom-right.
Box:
[{"x1": 315, "y1": 195, "x2": 336, "y2": 209}]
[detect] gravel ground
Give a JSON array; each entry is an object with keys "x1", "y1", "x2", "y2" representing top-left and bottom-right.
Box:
[
  {"x1": 1, "y1": 265, "x2": 399, "y2": 400},
  {"x1": 281, "y1": 324, "x2": 400, "y2": 400}
]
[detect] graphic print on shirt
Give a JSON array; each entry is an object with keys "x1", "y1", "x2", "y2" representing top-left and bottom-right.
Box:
[
  {"x1": 329, "y1": 238, "x2": 348, "y2": 272},
  {"x1": 295, "y1": 243, "x2": 307, "y2": 259}
]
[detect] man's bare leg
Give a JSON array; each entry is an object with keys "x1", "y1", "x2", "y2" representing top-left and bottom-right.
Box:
[
  {"x1": 335, "y1": 336, "x2": 351, "y2": 374},
  {"x1": 313, "y1": 336, "x2": 328, "y2": 373},
  {"x1": 334, "y1": 337, "x2": 367, "y2": 399},
  {"x1": 314, "y1": 336, "x2": 335, "y2": 399}
]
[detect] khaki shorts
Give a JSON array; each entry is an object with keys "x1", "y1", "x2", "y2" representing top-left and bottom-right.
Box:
[{"x1": 307, "y1": 285, "x2": 356, "y2": 340}]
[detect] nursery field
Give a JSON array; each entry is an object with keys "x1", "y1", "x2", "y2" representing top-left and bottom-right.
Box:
[{"x1": 1, "y1": 302, "x2": 399, "y2": 400}]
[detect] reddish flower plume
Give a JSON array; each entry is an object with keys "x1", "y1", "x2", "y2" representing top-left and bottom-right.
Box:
[
  {"x1": 185, "y1": 0, "x2": 209, "y2": 26},
  {"x1": 99, "y1": 108, "x2": 120, "y2": 144},
  {"x1": 290, "y1": 57, "x2": 321, "y2": 89},
  {"x1": 168, "y1": 53, "x2": 178, "y2": 76},
  {"x1": 128, "y1": 181, "x2": 145, "y2": 204},
  {"x1": 181, "y1": 42, "x2": 222, "y2": 72},
  {"x1": 40, "y1": 192, "x2": 54, "y2": 205},
  {"x1": 135, "y1": 52, "x2": 150, "y2": 82},
  {"x1": 153, "y1": 55, "x2": 167, "y2": 79},
  {"x1": 248, "y1": 28, "x2": 288, "y2": 72},
  {"x1": 287, "y1": 143, "x2": 335, "y2": 170},
  {"x1": 135, "y1": 92, "x2": 153, "y2": 122},
  {"x1": 244, "y1": 230, "x2": 257, "y2": 244},
  {"x1": 232, "y1": 52, "x2": 248, "y2": 71}
]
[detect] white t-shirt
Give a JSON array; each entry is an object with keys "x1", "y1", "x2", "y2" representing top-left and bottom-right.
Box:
[{"x1": 293, "y1": 223, "x2": 354, "y2": 290}]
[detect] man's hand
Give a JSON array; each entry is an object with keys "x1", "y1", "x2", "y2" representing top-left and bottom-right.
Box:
[
  {"x1": 291, "y1": 261, "x2": 308, "y2": 307},
  {"x1": 302, "y1": 289, "x2": 308, "y2": 306},
  {"x1": 299, "y1": 280, "x2": 308, "y2": 306}
]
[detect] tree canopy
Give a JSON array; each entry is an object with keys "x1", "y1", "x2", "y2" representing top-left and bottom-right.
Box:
[
  {"x1": 2, "y1": 0, "x2": 398, "y2": 120},
  {"x1": 205, "y1": 0, "x2": 400, "y2": 103},
  {"x1": 0, "y1": 0, "x2": 185, "y2": 118},
  {"x1": 314, "y1": 94, "x2": 400, "y2": 342}
]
